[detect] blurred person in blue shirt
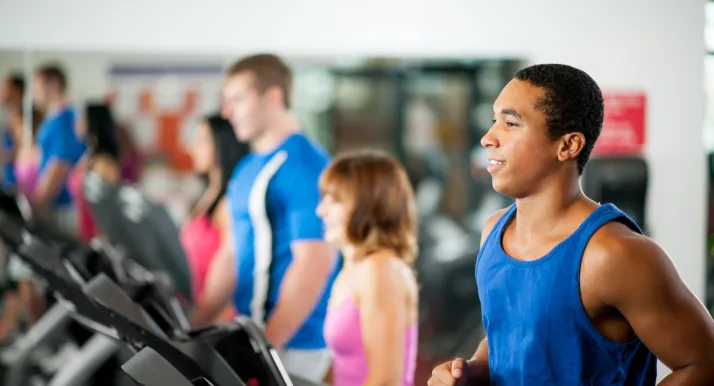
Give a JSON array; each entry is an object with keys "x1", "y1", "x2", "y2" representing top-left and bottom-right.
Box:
[
  {"x1": 31, "y1": 63, "x2": 85, "y2": 232},
  {"x1": 192, "y1": 54, "x2": 338, "y2": 383}
]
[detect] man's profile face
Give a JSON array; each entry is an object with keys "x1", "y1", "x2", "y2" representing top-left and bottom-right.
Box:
[
  {"x1": 480, "y1": 79, "x2": 560, "y2": 198},
  {"x1": 31, "y1": 74, "x2": 48, "y2": 109},
  {"x1": 221, "y1": 72, "x2": 267, "y2": 144}
]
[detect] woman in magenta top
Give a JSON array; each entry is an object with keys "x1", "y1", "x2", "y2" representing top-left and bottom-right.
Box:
[
  {"x1": 318, "y1": 150, "x2": 420, "y2": 386},
  {"x1": 69, "y1": 103, "x2": 124, "y2": 243},
  {"x1": 69, "y1": 106, "x2": 144, "y2": 243},
  {"x1": 181, "y1": 113, "x2": 248, "y2": 321}
]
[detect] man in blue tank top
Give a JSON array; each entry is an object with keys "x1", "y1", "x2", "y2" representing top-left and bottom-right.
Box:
[
  {"x1": 429, "y1": 64, "x2": 714, "y2": 385},
  {"x1": 191, "y1": 54, "x2": 338, "y2": 383}
]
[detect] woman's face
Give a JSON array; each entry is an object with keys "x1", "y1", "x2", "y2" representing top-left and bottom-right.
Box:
[
  {"x1": 316, "y1": 192, "x2": 349, "y2": 246},
  {"x1": 190, "y1": 121, "x2": 216, "y2": 174}
]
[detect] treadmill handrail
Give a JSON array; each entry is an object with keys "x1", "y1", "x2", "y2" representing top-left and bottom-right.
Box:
[
  {"x1": 234, "y1": 316, "x2": 294, "y2": 386},
  {"x1": 122, "y1": 347, "x2": 199, "y2": 386},
  {"x1": 83, "y1": 273, "x2": 155, "y2": 332}
]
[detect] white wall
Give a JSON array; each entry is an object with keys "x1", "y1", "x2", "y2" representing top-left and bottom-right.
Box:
[
  {"x1": 0, "y1": 51, "x2": 227, "y2": 103},
  {"x1": 0, "y1": 0, "x2": 706, "y2": 380}
]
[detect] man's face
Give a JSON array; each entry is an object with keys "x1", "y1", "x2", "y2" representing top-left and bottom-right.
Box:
[
  {"x1": 32, "y1": 74, "x2": 47, "y2": 109},
  {"x1": 480, "y1": 79, "x2": 561, "y2": 198},
  {"x1": 221, "y1": 72, "x2": 268, "y2": 144}
]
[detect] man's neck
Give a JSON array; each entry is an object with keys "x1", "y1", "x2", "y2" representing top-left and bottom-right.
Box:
[
  {"x1": 514, "y1": 174, "x2": 588, "y2": 240},
  {"x1": 251, "y1": 112, "x2": 300, "y2": 154},
  {"x1": 45, "y1": 97, "x2": 68, "y2": 116}
]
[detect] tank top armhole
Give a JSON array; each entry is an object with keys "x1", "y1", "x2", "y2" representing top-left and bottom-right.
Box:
[
  {"x1": 476, "y1": 204, "x2": 517, "y2": 271},
  {"x1": 570, "y1": 205, "x2": 644, "y2": 350}
]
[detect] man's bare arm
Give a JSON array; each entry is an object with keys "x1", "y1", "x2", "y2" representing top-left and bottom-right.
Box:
[
  {"x1": 33, "y1": 161, "x2": 71, "y2": 213},
  {"x1": 600, "y1": 232, "x2": 714, "y2": 385},
  {"x1": 465, "y1": 338, "x2": 490, "y2": 384},
  {"x1": 464, "y1": 207, "x2": 508, "y2": 384},
  {"x1": 192, "y1": 242, "x2": 236, "y2": 327},
  {"x1": 263, "y1": 241, "x2": 336, "y2": 348}
]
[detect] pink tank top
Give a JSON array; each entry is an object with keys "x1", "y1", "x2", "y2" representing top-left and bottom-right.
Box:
[
  {"x1": 324, "y1": 296, "x2": 418, "y2": 386},
  {"x1": 179, "y1": 214, "x2": 221, "y2": 301},
  {"x1": 14, "y1": 161, "x2": 38, "y2": 198},
  {"x1": 68, "y1": 167, "x2": 97, "y2": 243}
]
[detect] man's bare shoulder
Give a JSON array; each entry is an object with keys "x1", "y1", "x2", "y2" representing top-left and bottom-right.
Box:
[
  {"x1": 583, "y1": 221, "x2": 678, "y2": 302},
  {"x1": 480, "y1": 207, "x2": 511, "y2": 245},
  {"x1": 586, "y1": 221, "x2": 662, "y2": 262}
]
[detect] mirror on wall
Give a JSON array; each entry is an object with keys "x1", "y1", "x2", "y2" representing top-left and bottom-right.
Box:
[{"x1": 0, "y1": 49, "x2": 525, "y2": 382}]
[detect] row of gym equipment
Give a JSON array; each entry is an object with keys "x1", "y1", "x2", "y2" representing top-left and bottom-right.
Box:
[{"x1": 0, "y1": 59, "x2": 651, "y2": 385}]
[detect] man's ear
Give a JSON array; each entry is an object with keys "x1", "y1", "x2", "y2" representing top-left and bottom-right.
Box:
[
  {"x1": 557, "y1": 132, "x2": 586, "y2": 162},
  {"x1": 263, "y1": 86, "x2": 285, "y2": 109}
]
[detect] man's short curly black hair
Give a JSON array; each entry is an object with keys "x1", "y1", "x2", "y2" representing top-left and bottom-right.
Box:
[{"x1": 515, "y1": 64, "x2": 604, "y2": 175}]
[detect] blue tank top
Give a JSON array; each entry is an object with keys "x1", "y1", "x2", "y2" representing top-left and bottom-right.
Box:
[{"x1": 475, "y1": 203, "x2": 657, "y2": 386}]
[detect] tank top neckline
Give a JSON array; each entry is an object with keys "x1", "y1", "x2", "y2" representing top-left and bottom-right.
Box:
[
  {"x1": 328, "y1": 286, "x2": 420, "y2": 330},
  {"x1": 495, "y1": 203, "x2": 617, "y2": 268}
]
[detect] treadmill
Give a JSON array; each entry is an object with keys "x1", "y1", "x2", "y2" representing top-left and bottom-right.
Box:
[
  {"x1": 83, "y1": 172, "x2": 193, "y2": 302},
  {"x1": 122, "y1": 346, "x2": 206, "y2": 385},
  {"x1": 0, "y1": 207, "x2": 319, "y2": 386},
  {"x1": 83, "y1": 272, "x2": 316, "y2": 386},
  {"x1": 0, "y1": 191, "x2": 189, "y2": 386},
  {"x1": 0, "y1": 208, "x2": 123, "y2": 386}
]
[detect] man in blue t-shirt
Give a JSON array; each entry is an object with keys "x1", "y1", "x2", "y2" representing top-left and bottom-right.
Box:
[
  {"x1": 192, "y1": 54, "x2": 338, "y2": 382},
  {"x1": 31, "y1": 64, "x2": 85, "y2": 232}
]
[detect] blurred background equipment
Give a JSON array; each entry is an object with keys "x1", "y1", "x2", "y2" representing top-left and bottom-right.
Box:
[{"x1": 0, "y1": 1, "x2": 704, "y2": 383}]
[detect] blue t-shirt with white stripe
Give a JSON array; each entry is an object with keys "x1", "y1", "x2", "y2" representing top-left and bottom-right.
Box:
[
  {"x1": 226, "y1": 132, "x2": 336, "y2": 349},
  {"x1": 37, "y1": 107, "x2": 85, "y2": 207}
]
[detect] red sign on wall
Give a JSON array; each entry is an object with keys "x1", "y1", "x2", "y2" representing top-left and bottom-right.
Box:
[{"x1": 592, "y1": 92, "x2": 646, "y2": 156}]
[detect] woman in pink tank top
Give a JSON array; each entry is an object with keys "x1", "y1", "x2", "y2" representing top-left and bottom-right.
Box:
[
  {"x1": 317, "y1": 151, "x2": 420, "y2": 386},
  {"x1": 69, "y1": 103, "x2": 127, "y2": 243},
  {"x1": 181, "y1": 113, "x2": 249, "y2": 321},
  {"x1": 70, "y1": 104, "x2": 145, "y2": 243}
]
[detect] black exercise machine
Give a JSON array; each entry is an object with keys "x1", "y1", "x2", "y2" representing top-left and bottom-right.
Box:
[{"x1": 0, "y1": 189, "x2": 319, "y2": 386}]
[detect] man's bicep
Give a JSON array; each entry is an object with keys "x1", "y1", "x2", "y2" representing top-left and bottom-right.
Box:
[
  {"x1": 215, "y1": 198, "x2": 235, "y2": 251},
  {"x1": 608, "y1": 239, "x2": 714, "y2": 370},
  {"x1": 290, "y1": 240, "x2": 337, "y2": 284}
]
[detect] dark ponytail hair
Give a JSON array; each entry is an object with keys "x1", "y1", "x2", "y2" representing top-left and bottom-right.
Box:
[
  {"x1": 201, "y1": 113, "x2": 249, "y2": 217},
  {"x1": 84, "y1": 103, "x2": 120, "y2": 160}
]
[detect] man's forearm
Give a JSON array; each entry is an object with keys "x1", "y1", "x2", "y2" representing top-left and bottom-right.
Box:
[
  {"x1": 192, "y1": 248, "x2": 236, "y2": 328},
  {"x1": 33, "y1": 163, "x2": 70, "y2": 213},
  {"x1": 464, "y1": 359, "x2": 490, "y2": 385},
  {"x1": 658, "y1": 366, "x2": 714, "y2": 386},
  {"x1": 264, "y1": 261, "x2": 331, "y2": 348},
  {"x1": 465, "y1": 338, "x2": 490, "y2": 385},
  {"x1": 33, "y1": 176, "x2": 58, "y2": 213}
]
